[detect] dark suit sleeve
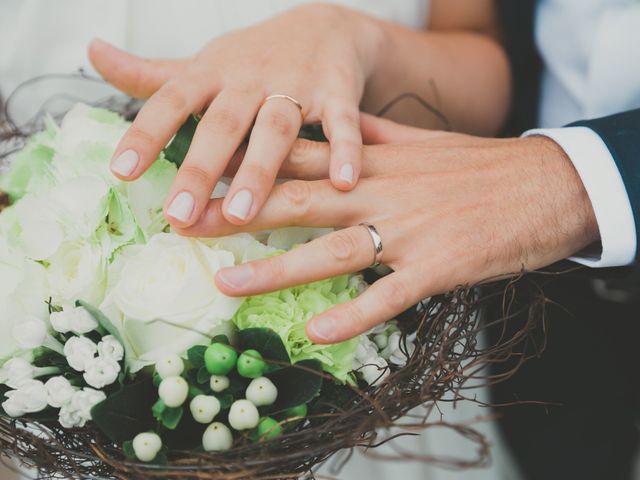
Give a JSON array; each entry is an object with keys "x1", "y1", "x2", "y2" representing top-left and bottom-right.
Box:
[{"x1": 570, "y1": 109, "x2": 640, "y2": 265}]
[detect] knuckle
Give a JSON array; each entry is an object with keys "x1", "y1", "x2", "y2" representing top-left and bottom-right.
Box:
[
  {"x1": 205, "y1": 107, "x2": 242, "y2": 136},
  {"x1": 178, "y1": 163, "x2": 213, "y2": 187},
  {"x1": 125, "y1": 125, "x2": 156, "y2": 148},
  {"x1": 264, "y1": 111, "x2": 295, "y2": 138},
  {"x1": 344, "y1": 302, "x2": 367, "y2": 331},
  {"x1": 262, "y1": 255, "x2": 285, "y2": 281},
  {"x1": 334, "y1": 109, "x2": 360, "y2": 132},
  {"x1": 278, "y1": 180, "x2": 312, "y2": 218},
  {"x1": 242, "y1": 163, "x2": 274, "y2": 187},
  {"x1": 379, "y1": 279, "x2": 409, "y2": 314},
  {"x1": 153, "y1": 84, "x2": 189, "y2": 114},
  {"x1": 324, "y1": 230, "x2": 358, "y2": 262}
]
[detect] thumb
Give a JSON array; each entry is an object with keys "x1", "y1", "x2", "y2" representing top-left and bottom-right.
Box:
[
  {"x1": 88, "y1": 38, "x2": 190, "y2": 99},
  {"x1": 360, "y1": 113, "x2": 447, "y2": 144}
]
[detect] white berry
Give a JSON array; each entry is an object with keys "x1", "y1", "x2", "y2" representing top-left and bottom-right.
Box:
[
  {"x1": 228, "y1": 399, "x2": 260, "y2": 430},
  {"x1": 155, "y1": 354, "x2": 184, "y2": 379},
  {"x1": 209, "y1": 375, "x2": 230, "y2": 393},
  {"x1": 189, "y1": 395, "x2": 221, "y2": 424},
  {"x1": 132, "y1": 432, "x2": 162, "y2": 462},
  {"x1": 245, "y1": 377, "x2": 278, "y2": 407},
  {"x1": 158, "y1": 376, "x2": 188, "y2": 407},
  {"x1": 202, "y1": 422, "x2": 233, "y2": 451}
]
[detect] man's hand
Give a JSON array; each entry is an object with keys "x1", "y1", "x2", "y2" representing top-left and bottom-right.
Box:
[{"x1": 177, "y1": 116, "x2": 599, "y2": 344}]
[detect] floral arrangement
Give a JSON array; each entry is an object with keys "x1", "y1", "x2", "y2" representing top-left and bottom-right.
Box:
[{"x1": 0, "y1": 104, "x2": 416, "y2": 464}]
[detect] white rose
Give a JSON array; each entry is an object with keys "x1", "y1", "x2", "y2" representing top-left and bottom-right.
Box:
[
  {"x1": 2, "y1": 379, "x2": 48, "y2": 417},
  {"x1": 48, "y1": 240, "x2": 107, "y2": 307},
  {"x1": 83, "y1": 357, "x2": 120, "y2": 389},
  {"x1": 45, "y1": 376, "x2": 76, "y2": 408},
  {"x1": 12, "y1": 317, "x2": 48, "y2": 349},
  {"x1": 97, "y1": 335, "x2": 124, "y2": 363},
  {"x1": 0, "y1": 236, "x2": 50, "y2": 359},
  {"x1": 50, "y1": 306, "x2": 98, "y2": 335},
  {"x1": 101, "y1": 234, "x2": 242, "y2": 372},
  {"x1": 64, "y1": 336, "x2": 97, "y2": 372}
]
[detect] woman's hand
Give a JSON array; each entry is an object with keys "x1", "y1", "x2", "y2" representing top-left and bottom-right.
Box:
[
  {"x1": 176, "y1": 116, "x2": 599, "y2": 344},
  {"x1": 89, "y1": 4, "x2": 384, "y2": 228}
]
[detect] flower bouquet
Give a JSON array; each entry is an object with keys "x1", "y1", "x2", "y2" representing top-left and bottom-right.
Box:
[{"x1": 0, "y1": 104, "x2": 535, "y2": 479}]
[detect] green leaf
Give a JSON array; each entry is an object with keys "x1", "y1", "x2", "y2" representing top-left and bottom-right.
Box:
[
  {"x1": 266, "y1": 359, "x2": 323, "y2": 414},
  {"x1": 152, "y1": 399, "x2": 166, "y2": 421},
  {"x1": 212, "y1": 334, "x2": 230, "y2": 345},
  {"x1": 79, "y1": 301, "x2": 131, "y2": 374},
  {"x1": 152, "y1": 372, "x2": 162, "y2": 387},
  {"x1": 187, "y1": 345, "x2": 207, "y2": 369},
  {"x1": 122, "y1": 440, "x2": 136, "y2": 460},
  {"x1": 91, "y1": 379, "x2": 156, "y2": 444},
  {"x1": 238, "y1": 328, "x2": 290, "y2": 364},
  {"x1": 163, "y1": 115, "x2": 199, "y2": 168},
  {"x1": 216, "y1": 392, "x2": 234, "y2": 410},
  {"x1": 161, "y1": 406, "x2": 183, "y2": 430},
  {"x1": 196, "y1": 366, "x2": 210, "y2": 385}
]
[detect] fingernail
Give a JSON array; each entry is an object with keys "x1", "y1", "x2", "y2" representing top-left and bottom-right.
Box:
[
  {"x1": 217, "y1": 265, "x2": 253, "y2": 290},
  {"x1": 111, "y1": 149, "x2": 139, "y2": 177},
  {"x1": 227, "y1": 190, "x2": 253, "y2": 220},
  {"x1": 338, "y1": 164, "x2": 354, "y2": 184},
  {"x1": 308, "y1": 316, "x2": 335, "y2": 342},
  {"x1": 167, "y1": 192, "x2": 195, "y2": 222}
]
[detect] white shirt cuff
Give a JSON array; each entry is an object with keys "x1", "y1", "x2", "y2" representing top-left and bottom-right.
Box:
[{"x1": 523, "y1": 127, "x2": 637, "y2": 268}]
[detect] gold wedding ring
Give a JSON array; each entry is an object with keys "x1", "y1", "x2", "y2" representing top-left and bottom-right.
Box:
[
  {"x1": 263, "y1": 94, "x2": 304, "y2": 121},
  {"x1": 360, "y1": 223, "x2": 384, "y2": 268}
]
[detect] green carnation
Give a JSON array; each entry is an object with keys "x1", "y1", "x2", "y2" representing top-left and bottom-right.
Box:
[{"x1": 232, "y1": 274, "x2": 366, "y2": 382}]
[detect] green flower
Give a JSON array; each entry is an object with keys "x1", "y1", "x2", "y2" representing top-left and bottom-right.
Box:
[{"x1": 232, "y1": 273, "x2": 365, "y2": 382}]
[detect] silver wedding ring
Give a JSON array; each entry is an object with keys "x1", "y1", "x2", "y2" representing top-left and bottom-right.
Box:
[
  {"x1": 263, "y1": 94, "x2": 304, "y2": 121},
  {"x1": 360, "y1": 223, "x2": 383, "y2": 268}
]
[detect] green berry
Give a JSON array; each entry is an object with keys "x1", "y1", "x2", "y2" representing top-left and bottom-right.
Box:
[
  {"x1": 257, "y1": 416, "x2": 283, "y2": 440},
  {"x1": 284, "y1": 404, "x2": 308, "y2": 419},
  {"x1": 204, "y1": 343, "x2": 237, "y2": 375},
  {"x1": 237, "y1": 349, "x2": 267, "y2": 378}
]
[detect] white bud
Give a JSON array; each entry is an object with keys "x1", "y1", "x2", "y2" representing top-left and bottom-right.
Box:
[
  {"x1": 373, "y1": 333, "x2": 388, "y2": 350},
  {"x1": 133, "y1": 432, "x2": 162, "y2": 462},
  {"x1": 158, "y1": 376, "x2": 188, "y2": 408},
  {"x1": 50, "y1": 307, "x2": 98, "y2": 335},
  {"x1": 228, "y1": 399, "x2": 260, "y2": 431},
  {"x1": 12, "y1": 317, "x2": 48, "y2": 349},
  {"x1": 97, "y1": 335, "x2": 124, "y2": 363},
  {"x1": 58, "y1": 387, "x2": 105, "y2": 428},
  {"x1": 45, "y1": 376, "x2": 75, "y2": 408},
  {"x1": 202, "y1": 422, "x2": 233, "y2": 452},
  {"x1": 1, "y1": 358, "x2": 36, "y2": 389},
  {"x1": 83, "y1": 357, "x2": 120, "y2": 389},
  {"x1": 154, "y1": 354, "x2": 184, "y2": 379},
  {"x1": 63, "y1": 336, "x2": 97, "y2": 372},
  {"x1": 245, "y1": 377, "x2": 278, "y2": 407},
  {"x1": 209, "y1": 375, "x2": 230, "y2": 393},
  {"x1": 360, "y1": 357, "x2": 389, "y2": 386},
  {"x1": 2, "y1": 379, "x2": 48, "y2": 417},
  {"x1": 189, "y1": 395, "x2": 221, "y2": 424}
]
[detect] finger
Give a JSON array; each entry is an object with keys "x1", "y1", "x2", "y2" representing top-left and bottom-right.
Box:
[
  {"x1": 323, "y1": 101, "x2": 363, "y2": 190},
  {"x1": 88, "y1": 38, "x2": 189, "y2": 98},
  {"x1": 221, "y1": 96, "x2": 303, "y2": 224},
  {"x1": 306, "y1": 268, "x2": 425, "y2": 343},
  {"x1": 164, "y1": 88, "x2": 263, "y2": 227},
  {"x1": 215, "y1": 226, "x2": 375, "y2": 296},
  {"x1": 109, "y1": 71, "x2": 214, "y2": 181},
  {"x1": 360, "y1": 113, "x2": 439, "y2": 144},
  {"x1": 174, "y1": 179, "x2": 360, "y2": 238}
]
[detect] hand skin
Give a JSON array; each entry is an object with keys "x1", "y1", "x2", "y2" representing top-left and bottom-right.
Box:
[
  {"x1": 88, "y1": 2, "x2": 509, "y2": 231},
  {"x1": 174, "y1": 116, "x2": 599, "y2": 345}
]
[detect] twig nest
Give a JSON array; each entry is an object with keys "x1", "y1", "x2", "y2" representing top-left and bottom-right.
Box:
[
  {"x1": 209, "y1": 375, "x2": 230, "y2": 393},
  {"x1": 132, "y1": 432, "x2": 162, "y2": 463},
  {"x1": 228, "y1": 400, "x2": 259, "y2": 430},
  {"x1": 158, "y1": 376, "x2": 188, "y2": 408},
  {"x1": 245, "y1": 377, "x2": 278, "y2": 407},
  {"x1": 155, "y1": 354, "x2": 184, "y2": 379},
  {"x1": 189, "y1": 395, "x2": 221, "y2": 424},
  {"x1": 202, "y1": 422, "x2": 233, "y2": 452}
]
